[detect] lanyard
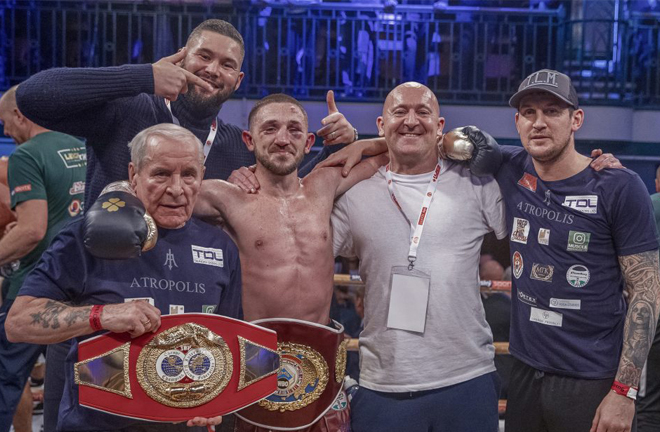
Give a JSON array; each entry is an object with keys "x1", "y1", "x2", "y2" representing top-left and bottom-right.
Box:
[
  {"x1": 384, "y1": 160, "x2": 443, "y2": 270},
  {"x1": 165, "y1": 99, "x2": 218, "y2": 164}
]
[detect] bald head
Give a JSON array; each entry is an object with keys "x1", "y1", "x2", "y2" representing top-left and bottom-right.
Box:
[
  {"x1": 0, "y1": 85, "x2": 44, "y2": 145},
  {"x1": 383, "y1": 82, "x2": 440, "y2": 116},
  {"x1": 377, "y1": 82, "x2": 445, "y2": 173},
  {"x1": 0, "y1": 86, "x2": 18, "y2": 112}
]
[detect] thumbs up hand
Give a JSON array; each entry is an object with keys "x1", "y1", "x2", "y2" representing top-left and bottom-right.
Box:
[{"x1": 316, "y1": 90, "x2": 358, "y2": 146}]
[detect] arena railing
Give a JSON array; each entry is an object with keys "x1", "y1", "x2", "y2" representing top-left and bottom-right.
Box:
[{"x1": 0, "y1": 1, "x2": 658, "y2": 107}]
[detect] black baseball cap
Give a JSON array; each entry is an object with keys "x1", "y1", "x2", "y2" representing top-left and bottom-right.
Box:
[{"x1": 509, "y1": 69, "x2": 579, "y2": 109}]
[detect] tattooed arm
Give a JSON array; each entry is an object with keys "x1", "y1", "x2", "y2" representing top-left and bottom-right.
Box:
[
  {"x1": 591, "y1": 249, "x2": 660, "y2": 432},
  {"x1": 5, "y1": 295, "x2": 162, "y2": 344}
]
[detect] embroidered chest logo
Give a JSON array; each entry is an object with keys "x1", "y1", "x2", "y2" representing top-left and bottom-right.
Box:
[
  {"x1": 544, "y1": 190, "x2": 552, "y2": 206},
  {"x1": 511, "y1": 217, "x2": 530, "y2": 244},
  {"x1": 164, "y1": 249, "x2": 178, "y2": 270},
  {"x1": 566, "y1": 265, "x2": 590, "y2": 287},
  {"x1": 191, "y1": 246, "x2": 224, "y2": 268},
  {"x1": 562, "y1": 195, "x2": 598, "y2": 214},
  {"x1": 58, "y1": 147, "x2": 87, "y2": 169},
  {"x1": 530, "y1": 263, "x2": 554, "y2": 282},
  {"x1": 517, "y1": 173, "x2": 538, "y2": 192},
  {"x1": 538, "y1": 228, "x2": 550, "y2": 245},
  {"x1": 512, "y1": 251, "x2": 524, "y2": 279},
  {"x1": 567, "y1": 231, "x2": 591, "y2": 252}
]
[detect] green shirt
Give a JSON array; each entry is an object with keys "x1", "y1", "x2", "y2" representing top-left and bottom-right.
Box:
[
  {"x1": 653, "y1": 193, "x2": 660, "y2": 249},
  {"x1": 6, "y1": 131, "x2": 86, "y2": 299}
]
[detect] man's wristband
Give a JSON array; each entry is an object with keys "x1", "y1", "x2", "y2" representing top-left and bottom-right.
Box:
[
  {"x1": 352, "y1": 128, "x2": 359, "y2": 143},
  {"x1": 89, "y1": 305, "x2": 104, "y2": 332},
  {"x1": 611, "y1": 380, "x2": 638, "y2": 400}
]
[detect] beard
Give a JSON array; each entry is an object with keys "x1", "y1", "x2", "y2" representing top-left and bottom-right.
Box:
[
  {"x1": 254, "y1": 147, "x2": 305, "y2": 176},
  {"x1": 180, "y1": 83, "x2": 235, "y2": 118},
  {"x1": 179, "y1": 61, "x2": 237, "y2": 118},
  {"x1": 527, "y1": 136, "x2": 571, "y2": 164}
]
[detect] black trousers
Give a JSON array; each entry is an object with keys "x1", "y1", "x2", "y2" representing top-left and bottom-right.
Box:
[{"x1": 505, "y1": 357, "x2": 637, "y2": 432}]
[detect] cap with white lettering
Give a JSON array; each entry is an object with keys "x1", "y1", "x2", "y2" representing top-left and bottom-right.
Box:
[{"x1": 509, "y1": 69, "x2": 579, "y2": 110}]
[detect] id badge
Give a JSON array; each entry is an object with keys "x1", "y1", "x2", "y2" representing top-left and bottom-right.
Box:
[{"x1": 386, "y1": 266, "x2": 431, "y2": 333}]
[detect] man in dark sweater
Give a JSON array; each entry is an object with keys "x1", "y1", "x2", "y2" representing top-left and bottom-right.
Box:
[{"x1": 15, "y1": 19, "x2": 356, "y2": 205}]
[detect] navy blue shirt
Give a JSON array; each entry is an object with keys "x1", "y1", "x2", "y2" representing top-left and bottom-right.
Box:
[
  {"x1": 496, "y1": 145, "x2": 658, "y2": 379},
  {"x1": 18, "y1": 217, "x2": 242, "y2": 431}
]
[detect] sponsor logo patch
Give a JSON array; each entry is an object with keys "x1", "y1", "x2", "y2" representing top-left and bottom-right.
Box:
[
  {"x1": 517, "y1": 173, "x2": 538, "y2": 192},
  {"x1": 102, "y1": 198, "x2": 124, "y2": 212},
  {"x1": 543, "y1": 190, "x2": 552, "y2": 206},
  {"x1": 332, "y1": 391, "x2": 348, "y2": 411},
  {"x1": 567, "y1": 231, "x2": 590, "y2": 252},
  {"x1": 566, "y1": 265, "x2": 590, "y2": 287},
  {"x1": 202, "y1": 305, "x2": 216, "y2": 314},
  {"x1": 549, "y1": 298, "x2": 581, "y2": 310},
  {"x1": 68, "y1": 199, "x2": 82, "y2": 217},
  {"x1": 169, "y1": 305, "x2": 185, "y2": 315},
  {"x1": 69, "y1": 181, "x2": 85, "y2": 195},
  {"x1": 538, "y1": 228, "x2": 550, "y2": 245},
  {"x1": 191, "y1": 246, "x2": 224, "y2": 268},
  {"x1": 13, "y1": 184, "x2": 32, "y2": 194},
  {"x1": 512, "y1": 251, "x2": 524, "y2": 279},
  {"x1": 517, "y1": 290, "x2": 537, "y2": 306},
  {"x1": 511, "y1": 217, "x2": 530, "y2": 244},
  {"x1": 530, "y1": 307, "x2": 563, "y2": 327},
  {"x1": 58, "y1": 147, "x2": 87, "y2": 169},
  {"x1": 124, "y1": 297, "x2": 155, "y2": 306},
  {"x1": 530, "y1": 263, "x2": 554, "y2": 282},
  {"x1": 562, "y1": 195, "x2": 598, "y2": 214},
  {"x1": 164, "y1": 249, "x2": 178, "y2": 270}
]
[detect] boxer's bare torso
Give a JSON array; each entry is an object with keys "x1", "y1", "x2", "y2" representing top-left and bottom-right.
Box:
[
  {"x1": 197, "y1": 158, "x2": 384, "y2": 324},
  {"x1": 196, "y1": 99, "x2": 384, "y2": 324}
]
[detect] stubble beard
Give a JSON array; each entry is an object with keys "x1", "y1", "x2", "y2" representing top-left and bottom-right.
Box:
[
  {"x1": 255, "y1": 147, "x2": 304, "y2": 176},
  {"x1": 528, "y1": 135, "x2": 571, "y2": 164}
]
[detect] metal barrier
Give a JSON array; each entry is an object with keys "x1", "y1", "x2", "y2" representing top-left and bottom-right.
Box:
[{"x1": 0, "y1": 1, "x2": 659, "y2": 106}]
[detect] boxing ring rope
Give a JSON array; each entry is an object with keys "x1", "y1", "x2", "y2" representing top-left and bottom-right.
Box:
[
  {"x1": 333, "y1": 274, "x2": 513, "y2": 294},
  {"x1": 335, "y1": 274, "x2": 511, "y2": 414}
]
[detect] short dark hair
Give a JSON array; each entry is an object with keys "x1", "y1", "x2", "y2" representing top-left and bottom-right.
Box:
[
  {"x1": 187, "y1": 19, "x2": 245, "y2": 59},
  {"x1": 248, "y1": 94, "x2": 308, "y2": 130}
]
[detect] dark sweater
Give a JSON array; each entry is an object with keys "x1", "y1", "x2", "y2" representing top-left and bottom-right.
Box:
[{"x1": 16, "y1": 64, "x2": 328, "y2": 204}]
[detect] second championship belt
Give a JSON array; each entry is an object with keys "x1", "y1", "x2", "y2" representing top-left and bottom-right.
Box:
[
  {"x1": 235, "y1": 318, "x2": 348, "y2": 430},
  {"x1": 74, "y1": 314, "x2": 280, "y2": 422}
]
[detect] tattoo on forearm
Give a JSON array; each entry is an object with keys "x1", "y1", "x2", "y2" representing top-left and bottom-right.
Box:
[
  {"x1": 64, "y1": 307, "x2": 92, "y2": 327},
  {"x1": 616, "y1": 250, "x2": 660, "y2": 386},
  {"x1": 30, "y1": 300, "x2": 91, "y2": 329}
]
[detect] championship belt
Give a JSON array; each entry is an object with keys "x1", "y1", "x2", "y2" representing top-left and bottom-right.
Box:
[
  {"x1": 235, "y1": 318, "x2": 348, "y2": 431},
  {"x1": 74, "y1": 313, "x2": 280, "y2": 422}
]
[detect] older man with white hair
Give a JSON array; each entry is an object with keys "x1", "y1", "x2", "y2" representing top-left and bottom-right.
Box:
[{"x1": 5, "y1": 123, "x2": 242, "y2": 432}]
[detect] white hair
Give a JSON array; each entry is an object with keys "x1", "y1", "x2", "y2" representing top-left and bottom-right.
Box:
[{"x1": 128, "y1": 123, "x2": 204, "y2": 170}]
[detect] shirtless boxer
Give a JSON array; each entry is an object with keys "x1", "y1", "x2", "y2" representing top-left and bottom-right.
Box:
[{"x1": 194, "y1": 94, "x2": 386, "y2": 325}]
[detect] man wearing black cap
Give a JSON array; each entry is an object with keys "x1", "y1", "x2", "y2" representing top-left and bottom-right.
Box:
[{"x1": 499, "y1": 69, "x2": 660, "y2": 432}]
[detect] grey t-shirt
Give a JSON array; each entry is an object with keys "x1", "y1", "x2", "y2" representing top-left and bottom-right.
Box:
[{"x1": 332, "y1": 161, "x2": 507, "y2": 392}]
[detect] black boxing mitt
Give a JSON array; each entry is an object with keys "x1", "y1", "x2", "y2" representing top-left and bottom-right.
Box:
[
  {"x1": 441, "y1": 125, "x2": 503, "y2": 177},
  {"x1": 83, "y1": 190, "x2": 157, "y2": 259}
]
